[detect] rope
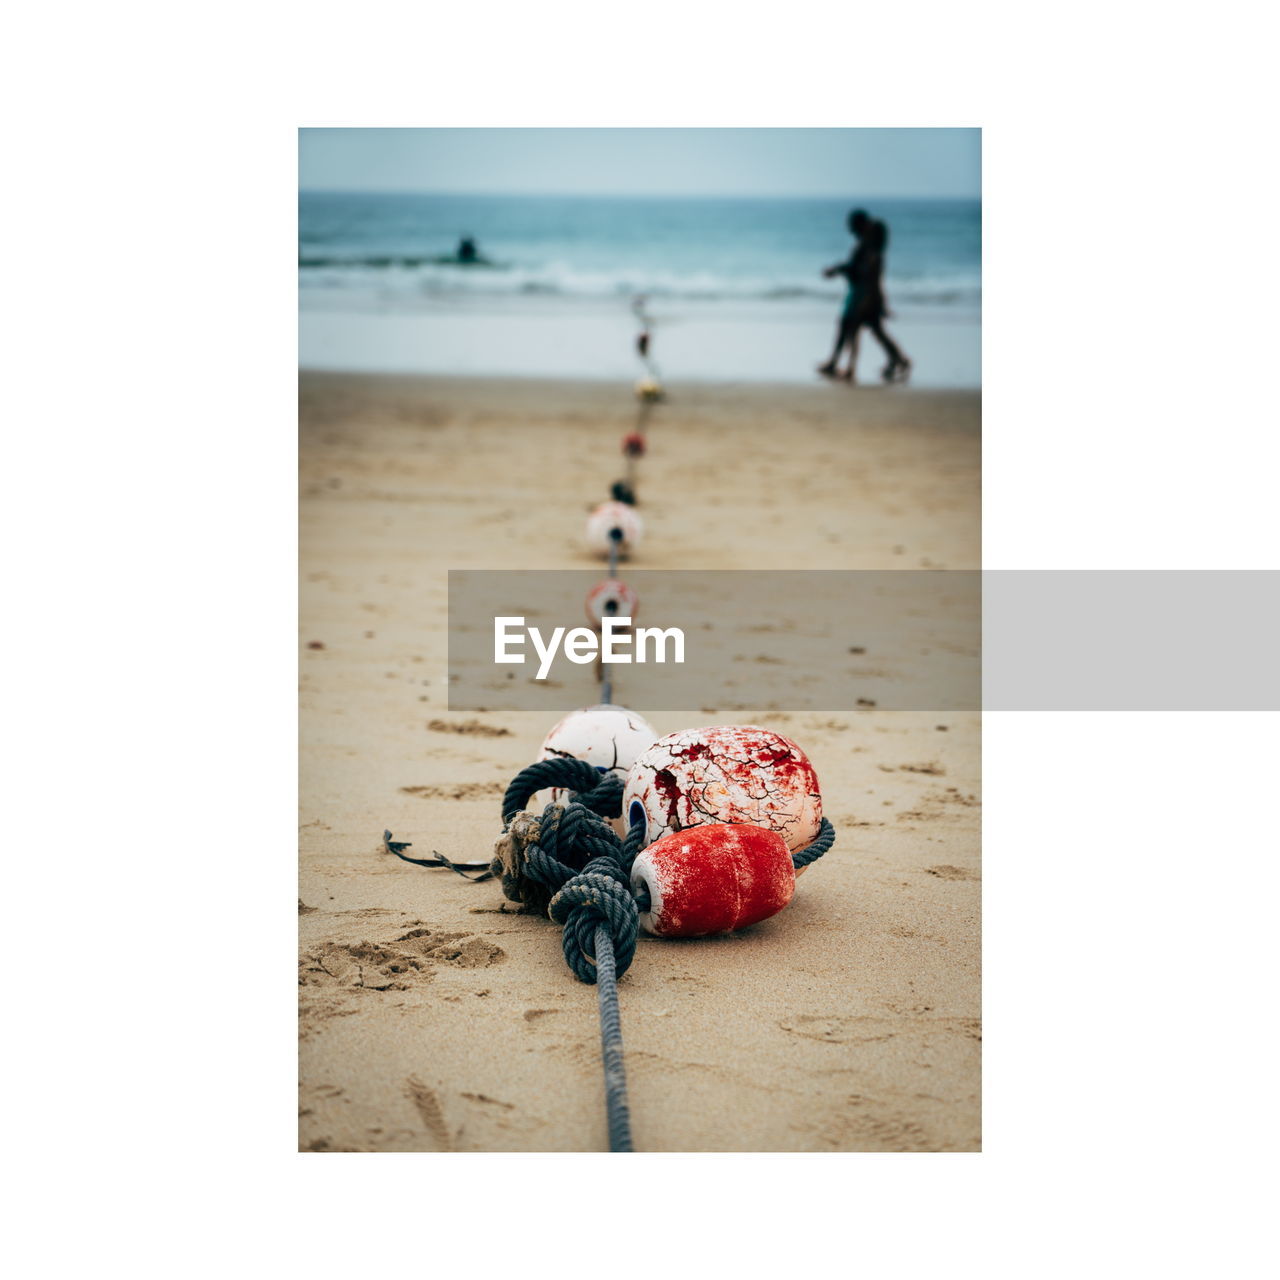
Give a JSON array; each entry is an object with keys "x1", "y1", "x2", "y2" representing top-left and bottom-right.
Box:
[
  {"x1": 386, "y1": 748, "x2": 836, "y2": 1152},
  {"x1": 792, "y1": 817, "x2": 836, "y2": 870},
  {"x1": 381, "y1": 830, "x2": 494, "y2": 879},
  {"x1": 501, "y1": 756, "x2": 623, "y2": 824},
  {"x1": 490, "y1": 802, "x2": 637, "y2": 1151},
  {"x1": 592, "y1": 924, "x2": 633, "y2": 1150},
  {"x1": 493, "y1": 757, "x2": 835, "y2": 1153},
  {"x1": 495, "y1": 755, "x2": 645, "y2": 1152},
  {"x1": 377, "y1": 290, "x2": 839, "y2": 1153}
]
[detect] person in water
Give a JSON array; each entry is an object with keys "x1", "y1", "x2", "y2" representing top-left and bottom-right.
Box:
[
  {"x1": 457, "y1": 236, "x2": 478, "y2": 263},
  {"x1": 818, "y1": 209, "x2": 911, "y2": 384}
]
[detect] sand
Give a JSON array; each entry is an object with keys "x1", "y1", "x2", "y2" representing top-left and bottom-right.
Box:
[{"x1": 299, "y1": 373, "x2": 981, "y2": 1152}]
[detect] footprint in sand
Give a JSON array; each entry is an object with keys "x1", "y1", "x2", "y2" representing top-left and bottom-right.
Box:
[
  {"x1": 299, "y1": 930, "x2": 506, "y2": 995},
  {"x1": 778, "y1": 1014, "x2": 896, "y2": 1045},
  {"x1": 405, "y1": 1077, "x2": 453, "y2": 1151},
  {"x1": 400, "y1": 782, "x2": 500, "y2": 800},
  {"x1": 426, "y1": 718, "x2": 511, "y2": 738}
]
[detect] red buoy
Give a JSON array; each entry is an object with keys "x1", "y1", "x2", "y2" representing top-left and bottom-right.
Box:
[
  {"x1": 622, "y1": 432, "x2": 646, "y2": 458},
  {"x1": 629, "y1": 824, "x2": 796, "y2": 938}
]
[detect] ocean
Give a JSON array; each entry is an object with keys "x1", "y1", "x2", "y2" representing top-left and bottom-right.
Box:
[{"x1": 299, "y1": 193, "x2": 981, "y2": 386}]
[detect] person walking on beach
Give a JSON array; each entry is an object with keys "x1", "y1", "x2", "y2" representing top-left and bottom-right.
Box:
[{"x1": 818, "y1": 209, "x2": 911, "y2": 384}]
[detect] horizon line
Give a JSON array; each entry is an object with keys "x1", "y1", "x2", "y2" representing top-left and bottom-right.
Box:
[{"x1": 299, "y1": 186, "x2": 979, "y2": 202}]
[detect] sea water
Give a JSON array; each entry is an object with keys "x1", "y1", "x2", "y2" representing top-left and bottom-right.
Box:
[{"x1": 299, "y1": 193, "x2": 980, "y2": 386}]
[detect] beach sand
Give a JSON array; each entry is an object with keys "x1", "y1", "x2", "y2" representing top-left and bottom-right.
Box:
[{"x1": 299, "y1": 373, "x2": 981, "y2": 1152}]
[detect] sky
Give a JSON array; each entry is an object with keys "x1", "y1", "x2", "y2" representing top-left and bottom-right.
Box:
[{"x1": 299, "y1": 128, "x2": 980, "y2": 199}]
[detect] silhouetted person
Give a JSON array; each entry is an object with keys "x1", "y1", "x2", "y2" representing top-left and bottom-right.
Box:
[
  {"x1": 818, "y1": 210, "x2": 911, "y2": 384},
  {"x1": 457, "y1": 236, "x2": 478, "y2": 263}
]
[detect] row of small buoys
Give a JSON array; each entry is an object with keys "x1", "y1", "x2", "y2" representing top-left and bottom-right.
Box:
[
  {"x1": 544, "y1": 302, "x2": 834, "y2": 943},
  {"x1": 392, "y1": 295, "x2": 838, "y2": 1154},
  {"x1": 581, "y1": 296, "x2": 664, "y2": 634}
]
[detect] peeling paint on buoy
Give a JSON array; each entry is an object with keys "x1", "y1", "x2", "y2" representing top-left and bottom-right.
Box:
[{"x1": 623, "y1": 725, "x2": 823, "y2": 857}]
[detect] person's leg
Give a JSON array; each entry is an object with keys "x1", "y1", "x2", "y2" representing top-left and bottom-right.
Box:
[
  {"x1": 839, "y1": 320, "x2": 862, "y2": 382},
  {"x1": 868, "y1": 319, "x2": 910, "y2": 380},
  {"x1": 818, "y1": 310, "x2": 848, "y2": 375}
]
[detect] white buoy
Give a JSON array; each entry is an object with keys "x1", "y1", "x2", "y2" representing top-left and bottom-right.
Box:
[
  {"x1": 536, "y1": 704, "x2": 659, "y2": 834},
  {"x1": 586, "y1": 501, "x2": 643, "y2": 558},
  {"x1": 585, "y1": 578, "x2": 639, "y2": 627}
]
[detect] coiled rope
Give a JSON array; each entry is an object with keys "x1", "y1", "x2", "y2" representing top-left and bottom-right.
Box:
[
  {"x1": 493, "y1": 756, "x2": 643, "y2": 1150},
  {"x1": 491, "y1": 755, "x2": 836, "y2": 1151}
]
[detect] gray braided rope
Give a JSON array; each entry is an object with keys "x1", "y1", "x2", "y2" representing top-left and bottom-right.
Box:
[
  {"x1": 497, "y1": 755, "x2": 640, "y2": 1151},
  {"x1": 592, "y1": 923, "x2": 632, "y2": 1151},
  {"x1": 793, "y1": 817, "x2": 836, "y2": 869},
  {"x1": 495, "y1": 755, "x2": 835, "y2": 1153}
]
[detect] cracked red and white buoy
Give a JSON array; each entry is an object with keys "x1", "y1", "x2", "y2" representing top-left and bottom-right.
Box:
[
  {"x1": 586, "y1": 501, "x2": 643, "y2": 558},
  {"x1": 630, "y1": 823, "x2": 795, "y2": 937},
  {"x1": 585, "y1": 578, "x2": 639, "y2": 627},
  {"x1": 623, "y1": 725, "x2": 824, "y2": 866},
  {"x1": 536, "y1": 704, "x2": 659, "y2": 834}
]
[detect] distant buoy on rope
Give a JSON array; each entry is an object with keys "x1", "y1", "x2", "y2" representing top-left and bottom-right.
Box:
[
  {"x1": 635, "y1": 378, "x2": 665, "y2": 404},
  {"x1": 622, "y1": 432, "x2": 646, "y2": 458},
  {"x1": 535, "y1": 704, "x2": 659, "y2": 833},
  {"x1": 586, "y1": 500, "x2": 643, "y2": 557},
  {"x1": 630, "y1": 823, "x2": 796, "y2": 937},
  {"x1": 623, "y1": 725, "x2": 824, "y2": 861},
  {"x1": 585, "y1": 578, "x2": 639, "y2": 627}
]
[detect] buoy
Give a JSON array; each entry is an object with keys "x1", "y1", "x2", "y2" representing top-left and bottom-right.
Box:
[
  {"x1": 623, "y1": 725, "x2": 823, "y2": 857},
  {"x1": 536, "y1": 704, "x2": 659, "y2": 833},
  {"x1": 637, "y1": 331, "x2": 651, "y2": 357},
  {"x1": 586, "y1": 500, "x2": 644, "y2": 557},
  {"x1": 622, "y1": 432, "x2": 646, "y2": 458},
  {"x1": 585, "y1": 578, "x2": 639, "y2": 627},
  {"x1": 635, "y1": 378, "x2": 664, "y2": 404},
  {"x1": 630, "y1": 824, "x2": 795, "y2": 937}
]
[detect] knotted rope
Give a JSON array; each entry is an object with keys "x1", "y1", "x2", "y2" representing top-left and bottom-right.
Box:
[
  {"x1": 495, "y1": 758, "x2": 835, "y2": 953},
  {"x1": 387, "y1": 754, "x2": 837, "y2": 1153},
  {"x1": 495, "y1": 757, "x2": 644, "y2": 927},
  {"x1": 494, "y1": 755, "x2": 646, "y2": 1151}
]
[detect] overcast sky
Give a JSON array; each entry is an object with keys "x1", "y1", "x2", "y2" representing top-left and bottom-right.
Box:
[{"x1": 299, "y1": 128, "x2": 979, "y2": 198}]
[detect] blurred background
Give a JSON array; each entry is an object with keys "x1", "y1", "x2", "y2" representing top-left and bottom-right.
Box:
[{"x1": 299, "y1": 128, "x2": 980, "y2": 386}]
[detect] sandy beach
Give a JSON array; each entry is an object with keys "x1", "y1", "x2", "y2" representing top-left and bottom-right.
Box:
[{"x1": 299, "y1": 372, "x2": 981, "y2": 1152}]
